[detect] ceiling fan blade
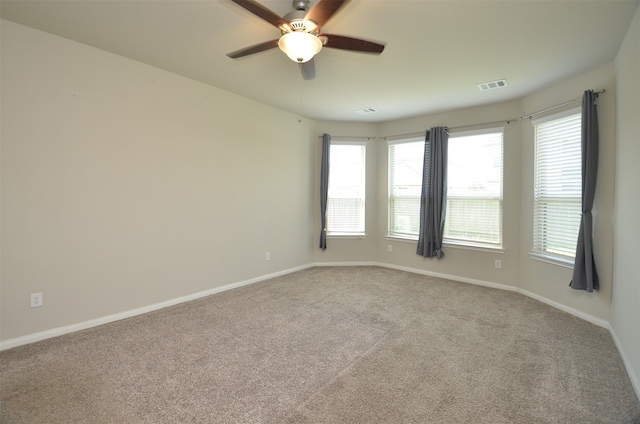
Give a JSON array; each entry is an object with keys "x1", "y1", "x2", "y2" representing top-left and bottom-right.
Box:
[
  {"x1": 230, "y1": 0, "x2": 290, "y2": 30},
  {"x1": 320, "y1": 34, "x2": 385, "y2": 54},
  {"x1": 300, "y1": 59, "x2": 316, "y2": 80},
  {"x1": 227, "y1": 39, "x2": 279, "y2": 58},
  {"x1": 305, "y1": 0, "x2": 350, "y2": 28}
]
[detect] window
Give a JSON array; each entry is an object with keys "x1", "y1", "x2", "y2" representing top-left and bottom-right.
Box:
[
  {"x1": 388, "y1": 138, "x2": 424, "y2": 238},
  {"x1": 444, "y1": 128, "x2": 504, "y2": 247},
  {"x1": 532, "y1": 109, "x2": 581, "y2": 263},
  {"x1": 327, "y1": 142, "x2": 366, "y2": 235}
]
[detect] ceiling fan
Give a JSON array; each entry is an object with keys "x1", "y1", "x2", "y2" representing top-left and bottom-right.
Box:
[{"x1": 226, "y1": 0, "x2": 385, "y2": 80}]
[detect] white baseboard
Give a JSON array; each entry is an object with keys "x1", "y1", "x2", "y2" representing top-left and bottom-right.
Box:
[
  {"x1": 0, "y1": 262, "x2": 617, "y2": 352},
  {"x1": 0, "y1": 264, "x2": 313, "y2": 351},
  {"x1": 312, "y1": 261, "x2": 612, "y2": 328},
  {"x1": 376, "y1": 262, "x2": 518, "y2": 293},
  {"x1": 0, "y1": 262, "x2": 610, "y2": 349},
  {"x1": 313, "y1": 261, "x2": 379, "y2": 267},
  {"x1": 375, "y1": 261, "x2": 608, "y2": 328},
  {"x1": 517, "y1": 288, "x2": 609, "y2": 328},
  {"x1": 608, "y1": 325, "x2": 640, "y2": 401}
]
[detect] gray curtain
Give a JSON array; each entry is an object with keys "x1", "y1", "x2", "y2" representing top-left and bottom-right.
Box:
[
  {"x1": 319, "y1": 133, "x2": 330, "y2": 250},
  {"x1": 417, "y1": 127, "x2": 448, "y2": 259},
  {"x1": 570, "y1": 91, "x2": 600, "y2": 291}
]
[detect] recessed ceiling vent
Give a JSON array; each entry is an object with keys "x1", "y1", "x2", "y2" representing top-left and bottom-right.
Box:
[
  {"x1": 478, "y1": 79, "x2": 508, "y2": 91},
  {"x1": 356, "y1": 107, "x2": 378, "y2": 115}
]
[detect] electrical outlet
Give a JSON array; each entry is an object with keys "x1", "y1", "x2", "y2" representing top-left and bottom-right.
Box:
[
  {"x1": 30, "y1": 292, "x2": 43, "y2": 308},
  {"x1": 495, "y1": 260, "x2": 502, "y2": 269},
  {"x1": 265, "y1": 251, "x2": 270, "y2": 261},
  {"x1": 388, "y1": 245, "x2": 393, "y2": 252}
]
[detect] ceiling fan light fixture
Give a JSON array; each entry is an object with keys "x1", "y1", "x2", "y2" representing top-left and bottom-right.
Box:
[{"x1": 278, "y1": 31, "x2": 322, "y2": 63}]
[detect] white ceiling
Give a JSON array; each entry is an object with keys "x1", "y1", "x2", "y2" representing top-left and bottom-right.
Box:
[{"x1": 2, "y1": 0, "x2": 638, "y2": 122}]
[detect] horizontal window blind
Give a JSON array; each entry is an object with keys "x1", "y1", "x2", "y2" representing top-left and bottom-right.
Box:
[
  {"x1": 444, "y1": 129, "x2": 503, "y2": 246},
  {"x1": 445, "y1": 198, "x2": 501, "y2": 244},
  {"x1": 327, "y1": 143, "x2": 366, "y2": 234},
  {"x1": 388, "y1": 139, "x2": 423, "y2": 238},
  {"x1": 533, "y1": 110, "x2": 581, "y2": 259}
]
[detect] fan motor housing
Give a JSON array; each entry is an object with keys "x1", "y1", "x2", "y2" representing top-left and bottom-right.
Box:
[{"x1": 283, "y1": 9, "x2": 318, "y2": 34}]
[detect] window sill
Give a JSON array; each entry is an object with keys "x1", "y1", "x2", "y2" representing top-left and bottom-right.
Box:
[
  {"x1": 386, "y1": 234, "x2": 418, "y2": 243},
  {"x1": 529, "y1": 252, "x2": 574, "y2": 269},
  {"x1": 443, "y1": 241, "x2": 504, "y2": 254},
  {"x1": 327, "y1": 234, "x2": 367, "y2": 240},
  {"x1": 386, "y1": 235, "x2": 504, "y2": 254}
]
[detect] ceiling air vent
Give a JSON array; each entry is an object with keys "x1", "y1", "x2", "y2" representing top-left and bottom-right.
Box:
[
  {"x1": 356, "y1": 107, "x2": 378, "y2": 115},
  {"x1": 478, "y1": 79, "x2": 508, "y2": 91}
]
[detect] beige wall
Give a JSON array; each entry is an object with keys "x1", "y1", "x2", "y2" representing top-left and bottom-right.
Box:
[
  {"x1": 1, "y1": 20, "x2": 315, "y2": 341},
  {"x1": 612, "y1": 3, "x2": 640, "y2": 396}
]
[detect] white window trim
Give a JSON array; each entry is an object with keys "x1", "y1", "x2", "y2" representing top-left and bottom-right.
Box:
[
  {"x1": 385, "y1": 235, "x2": 505, "y2": 254},
  {"x1": 386, "y1": 234, "x2": 418, "y2": 243},
  {"x1": 387, "y1": 137, "x2": 424, "y2": 240},
  {"x1": 529, "y1": 107, "x2": 581, "y2": 264},
  {"x1": 328, "y1": 234, "x2": 367, "y2": 239},
  {"x1": 530, "y1": 106, "x2": 581, "y2": 126},
  {"x1": 443, "y1": 127, "x2": 504, "y2": 248},
  {"x1": 529, "y1": 251, "x2": 574, "y2": 269},
  {"x1": 326, "y1": 140, "x2": 367, "y2": 236},
  {"x1": 444, "y1": 239, "x2": 504, "y2": 253},
  {"x1": 448, "y1": 126, "x2": 505, "y2": 137},
  {"x1": 332, "y1": 140, "x2": 369, "y2": 146},
  {"x1": 444, "y1": 240, "x2": 505, "y2": 254},
  {"x1": 386, "y1": 233, "x2": 419, "y2": 241},
  {"x1": 386, "y1": 136, "x2": 424, "y2": 146}
]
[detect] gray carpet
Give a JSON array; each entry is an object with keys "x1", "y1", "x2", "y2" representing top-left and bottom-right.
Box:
[{"x1": 1, "y1": 266, "x2": 639, "y2": 423}]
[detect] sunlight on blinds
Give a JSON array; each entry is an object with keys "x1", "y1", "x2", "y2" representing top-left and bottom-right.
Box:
[
  {"x1": 388, "y1": 139, "x2": 423, "y2": 238},
  {"x1": 532, "y1": 110, "x2": 582, "y2": 259}
]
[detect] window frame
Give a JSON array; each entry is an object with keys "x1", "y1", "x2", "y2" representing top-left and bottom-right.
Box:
[
  {"x1": 530, "y1": 107, "x2": 582, "y2": 267},
  {"x1": 326, "y1": 141, "x2": 367, "y2": 237},
  {"x1": 387, "y1": 137, "x2": 424, "y2": 240},
  {"x1": 443, "y1": 127, "x2": 504, "y2": 250}
]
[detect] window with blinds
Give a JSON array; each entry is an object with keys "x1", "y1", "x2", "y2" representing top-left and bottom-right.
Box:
[
  {"x1": 444, "y1": 128, "x2": 504, "y2": 247},
  {"x1": 327, "y1": 142, "x2": 366, "y2": 235},
  {"x1": 388, "y1": 138, "x2": 424, "y2": 238},
  {"x1": 532, "y1": 109, "x2": 581, "y2": 263}
]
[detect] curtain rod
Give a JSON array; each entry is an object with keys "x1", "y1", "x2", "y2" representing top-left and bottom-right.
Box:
[
  {"x1": 447, "y1": 119, "x2": 513, "y2": 132},
  {"x1": 382, "y1": 120, "x2": 513, "y2": 140},
  {"x1": 382, "y1": 132, "x2": 425, "y2": 141},
  {"x1": 317, "y1": 135, "x2": 374, "y2": 141},
  {"x1": 518, "y1": 89, "x2": 605, "y2": 121}
]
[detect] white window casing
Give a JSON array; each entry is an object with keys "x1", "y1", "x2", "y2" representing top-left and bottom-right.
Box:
[
  {"x1": 531, "y1": 108, "x2": 582, "y2": 265},
  {"x1": 387, "y1": 137, "x2": 424, "y2": 239},
  {"x1": 327, "y1": 142, "x2": 367, "y2": 236},
  {"x1": 444, "y1": 128, "x2": 504, "y2": 248}
]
